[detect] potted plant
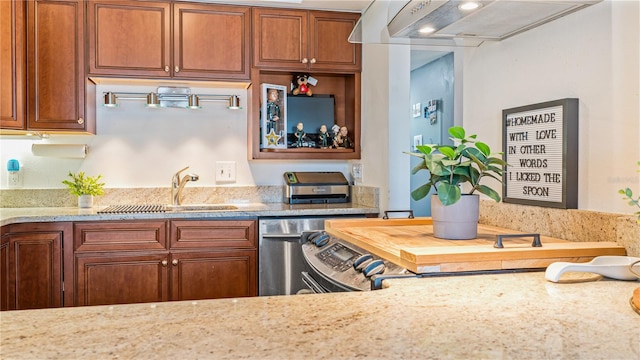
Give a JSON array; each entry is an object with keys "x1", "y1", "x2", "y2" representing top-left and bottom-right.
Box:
[
  {"x1": 618, "y1": 161, "x2": 640, "y2": 224},
  {"x1": 62, "y1": 171, "x2": 105, "y2": 208},
  {"x1": 406, "y1": 126, "x2": 508, "y2": 239}
]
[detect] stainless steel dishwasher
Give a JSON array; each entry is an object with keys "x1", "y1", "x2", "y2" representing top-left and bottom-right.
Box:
[{"x1": 258, "y1": 216, "x2": 361, "y2": 296}]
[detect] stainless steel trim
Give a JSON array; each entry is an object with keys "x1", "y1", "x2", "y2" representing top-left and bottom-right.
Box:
[{"x1": 301, "y1": 272, "x2": 327, "y2": 293}]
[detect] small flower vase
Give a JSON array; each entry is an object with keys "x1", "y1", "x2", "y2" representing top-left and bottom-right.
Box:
[{"x1": 78, "y1": 195, "x2": 94, "y2": 208}]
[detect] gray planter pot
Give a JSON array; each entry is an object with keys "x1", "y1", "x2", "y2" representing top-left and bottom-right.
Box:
[
  {"x1": 431, "y1": 194, "x2": 479, "y2": 240},
  {"x1": 77, "y1": 195, "x2": 94, "y2": 208}
]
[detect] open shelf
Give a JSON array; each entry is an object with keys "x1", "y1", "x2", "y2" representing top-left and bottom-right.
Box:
[{"x1": 248, "y1": 68, "x2": 361, "y2": 160}]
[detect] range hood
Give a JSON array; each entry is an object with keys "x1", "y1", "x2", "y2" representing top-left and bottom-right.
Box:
[{"x1": 386, "y1": 0, "x2": 601, "y2": 43}]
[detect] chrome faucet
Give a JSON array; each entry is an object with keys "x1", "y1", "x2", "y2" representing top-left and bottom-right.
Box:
[{"x1": 171, "y1": 166, "x2": 199, "y2": 205}]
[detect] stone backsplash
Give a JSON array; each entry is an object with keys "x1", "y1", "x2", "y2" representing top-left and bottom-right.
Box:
[
  {"x1": 480, "y1": 200, "x2": 640, "y2": 257},
  {"x1": 0, "y1": 185, "x2": 379, "y2": 209}
]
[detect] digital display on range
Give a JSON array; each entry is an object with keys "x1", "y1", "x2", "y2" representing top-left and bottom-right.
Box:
[{"x1": 333, "y1": 247, "x2": 355, "y2": 262}]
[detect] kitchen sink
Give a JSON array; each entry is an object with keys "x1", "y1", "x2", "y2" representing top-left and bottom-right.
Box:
[{"x1": 167, "y1": 204, "x2": 239, "y2": 212}]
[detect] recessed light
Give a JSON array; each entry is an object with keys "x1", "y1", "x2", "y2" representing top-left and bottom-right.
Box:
[
  {"x1": 459, "y1": 2, "x2": 481, "y2": 11},
  {"x1": 419, "y1": 26, "x2": 436, "y2": 34}
]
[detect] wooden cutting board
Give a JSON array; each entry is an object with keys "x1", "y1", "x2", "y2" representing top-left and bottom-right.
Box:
[{"x1": 324, "y1": 218, "x2": 627, "y2": 274}]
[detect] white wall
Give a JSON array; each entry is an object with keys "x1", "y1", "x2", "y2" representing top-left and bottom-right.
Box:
[
  {"x1": 461, "y1": 0, "x2": 640, "y2": 215},
  {"x1": 0, "y1": 82, "x2": 349, "y2": 189},
  {"x1": 356, "y1": 0, "x2": 639, "y2": 216}
]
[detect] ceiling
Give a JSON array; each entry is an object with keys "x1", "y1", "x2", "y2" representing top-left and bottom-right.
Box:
[{"x1": 199, "y1": 0, "x2": 373, "y2": 12}]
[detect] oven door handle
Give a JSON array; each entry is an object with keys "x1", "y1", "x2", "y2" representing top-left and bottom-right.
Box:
[{"x1": 301, "y1": 271, "x2": 328, "y2": 293}]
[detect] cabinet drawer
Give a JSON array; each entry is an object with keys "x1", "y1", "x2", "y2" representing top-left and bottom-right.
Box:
[
  {"x1": 74, "y1": 221, "x2": 167, "y2": 252},
  {"x1": 170, "y1": 220, "x2": 256, "y2": 249}
]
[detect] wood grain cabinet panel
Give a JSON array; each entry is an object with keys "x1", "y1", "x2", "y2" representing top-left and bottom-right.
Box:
[
  {"x1": 73, "y1": 219, "x2": 257, "y2": 306},
  {"x1": 252, "y1": 8, "x2": 360, "y2": 72},
  {"x1": 88, "y1": 0, "x2": 171, "y2": 77},
  {"x1": 171, "y1": 250, "x2": 256, "y2": 300},
  {"x1": 0, "y1": 233, "x2": 9, "y2": 311},
  {"x1": 169, "y1": 220, "x2": 256, "y2": 249},
  {"x1": 0, "y1": 0, "x2": 26, "y2": 130},
  {"x1": 88, "y1": 0, "x2": 250, "y2": 80},
  {"x1": 1, "y1": 222, "x2": 72, "y2": 311},
  {"x1": 26, "y1": 0, "x2": 92, "y2": 132},
  {"x1": 75, "y1": 252, "x2": 169, "y2": 306},
  {"x1": 74, "y1": 220, "x2": 167, "y2": 252},
  {"x1": 173, "y1": 3, "x2": 250, "y2": 80}
]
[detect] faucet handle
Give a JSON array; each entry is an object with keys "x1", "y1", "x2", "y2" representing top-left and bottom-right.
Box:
[{"x1": 175, "y1": 166, "x2": 189, "y2": 175}]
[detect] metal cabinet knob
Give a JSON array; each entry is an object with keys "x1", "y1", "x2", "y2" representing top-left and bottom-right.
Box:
[
  {"x1": 301, "y1": 58, "x2": 308, "y2": 64},
  {"x1": 162, "y1": 260, "x2": 168, "y2": 266},
  {"x1": 172, "y1": 259, "x2": 178, "y2": 266},
  {"x1": 77, "y1": 118, "x2": 84, "y2": 125},
  {"x1": 310, "y1": 58, "x2": 316, "y2": 64},
  {"x1": 174, "y1": 66, "x2": 180, "y2": 73},
  {"x1": 164, "y1": 65, "x2": 169, "y2": 72}
]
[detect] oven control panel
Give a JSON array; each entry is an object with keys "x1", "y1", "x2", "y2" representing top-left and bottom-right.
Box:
[
  {"x1": 316, "y1": 243, "x2": 361, "y2": 272},
  {"x1": 302, "y1": 232, "x2": 408, "y2": 292}
]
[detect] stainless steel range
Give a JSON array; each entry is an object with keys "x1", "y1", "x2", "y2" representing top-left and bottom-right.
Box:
[{"x1": 301, "y1": 231, "x2": 410, "y2": 292}]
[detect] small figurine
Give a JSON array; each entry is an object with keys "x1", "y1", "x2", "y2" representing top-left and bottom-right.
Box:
[
  {"x1": 294, "y1": 122, "x2": 306, "y2": 147},
  {"x1": 266, "y1": 88, "x2": 281, "y2": 133},
  {"x1": 333, "y1": 126, "x2": 353, "y2": 149},
  {"x1": 318, "y1": 124, "x2": 329, "y2": 148},
  {"x1": 292, "y1": 74, "x2": 313, "y2": 96},
  {"x1": 331, "y1": 124, "x2": 340, "y2": 141}
]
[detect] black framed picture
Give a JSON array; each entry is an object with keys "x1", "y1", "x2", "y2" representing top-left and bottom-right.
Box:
[{"x1": 502, "y1": 98, "x2": 579, "y2": 209}]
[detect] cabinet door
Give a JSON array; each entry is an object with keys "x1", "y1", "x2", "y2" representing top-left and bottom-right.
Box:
[
  {"x1": 252, "y1": 8, "x2": 309, "y2": 71},
  {"x1": 173, "y1": 3, "x2": 250, "y2": 80},
  {"x1": 8, "y1": 230, "x2": 64, "y2": 310},
  {"x1": 0, "y1": 0, "x2": 26, "y2": 130},
  {"x1": 88, "y1": 0, "x2": 171, "y2": 77},
  {"x1": 26, "y1": 0, "x2": 87, "y2": 131},
  {"x1": 75, "y1": 252, "x2": 169, "y2": 306},
  {"x1": 170, "y1": 250, "x2": 257, "y2": 301},
  {"x1": 309, "y1": 11, "x2": 361, "y2": 72},
  {"x1": 0, "y1": 234, "x2": 8, "y2": 311}
]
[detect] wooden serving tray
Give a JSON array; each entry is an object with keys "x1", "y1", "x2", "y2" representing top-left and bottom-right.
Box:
[{"x1": 324, "y1": 218, "x2": 627, "y2": 274}]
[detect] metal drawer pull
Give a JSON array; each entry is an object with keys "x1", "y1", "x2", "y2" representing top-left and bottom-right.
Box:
[
  {"x1": 494, "y1": 233, "x2": 542, "y2": 248},
  {"x1": 383, "y1": 210, "x2": 414, "y2": 219}
]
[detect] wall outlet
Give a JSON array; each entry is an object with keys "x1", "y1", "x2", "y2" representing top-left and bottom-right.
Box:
[
  {"x1": 215, "y1": 161, "x2": 236, "y2": 183},
  {"x1": 7, "y1": 171, "x2": 23, "y2": 188},
  {"x1": 351, "y1": 163, "x2": 363, "y2": 185}
]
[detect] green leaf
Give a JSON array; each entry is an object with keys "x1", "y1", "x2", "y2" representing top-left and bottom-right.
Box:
[
  {"x1": 477, "y1": 184, "x2": 501, "y2": 202},
  {"x1": 438, "y1": 146, "x2": 456, "y2": 159},
  {"x1": 411, "y1": 161, "x2": 428, "y2": 175},
  {"x1": 436, "y1": 183, "x2": 461, "y2": 205},
  {"x1": 415, "y1": 145, "x2": 433, "y2": 155},
  {"x1": 475, "y1": 141, "x2": 490, "y2": 156},
  {"x1": 448, "y1": 126, "x2": 465, "y2": 140},
  {"x1": 411, "y1": 183, "x2": 432, "y2": 201}
]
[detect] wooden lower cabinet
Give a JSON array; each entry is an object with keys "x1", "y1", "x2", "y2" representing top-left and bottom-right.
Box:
[
  {"x1": 171, "y1": 250, "x2": 256, "y2": 301},
  {"x1": 75, "y1": 252, "x2": 169, "y2": 306},
  {"x1": 74, "y1": 219, "x2": 257, "y2": 306},
  {"x1": 0, "y1": 235, "x2": 9, "y2": 311},
  {"x1": 0, "y1": 222, "x2": 72, "y2": 311}
]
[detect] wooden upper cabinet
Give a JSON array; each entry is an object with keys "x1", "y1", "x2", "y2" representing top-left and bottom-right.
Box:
[
  {"x1": 88, "y1": 0, "x2": 171, "y2": 77},
  {"x1": 173, "y1": 3, "x2": 250, "y2": 80},
  {"x1": 252, "y1": 8, "x2": 361, "y2": 72},
  {"x1": 88, "y1": 0, "x2": 250, "y2": 80},
  {"x1": 27, "y1": 0, "x2": 92, "y2": 132},
  {"x1": 309, "y1": 11, "x2": 361, "y2": 72},
  {"x1": 0, "y1": 0, "x2": 26, "y2": 130}
]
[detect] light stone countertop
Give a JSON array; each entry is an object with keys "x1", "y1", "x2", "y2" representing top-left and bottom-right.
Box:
[
  {"x1": 0, "y1": 203, "x2": 378, "y2": 226},
  {"x1": 1, "y1": 272, "x2": 638, "y2": 359}
]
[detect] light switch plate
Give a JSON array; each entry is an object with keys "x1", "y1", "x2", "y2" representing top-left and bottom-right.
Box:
[{"x1": 215, "y1": 161, "x2": 236, "y2": 183}]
